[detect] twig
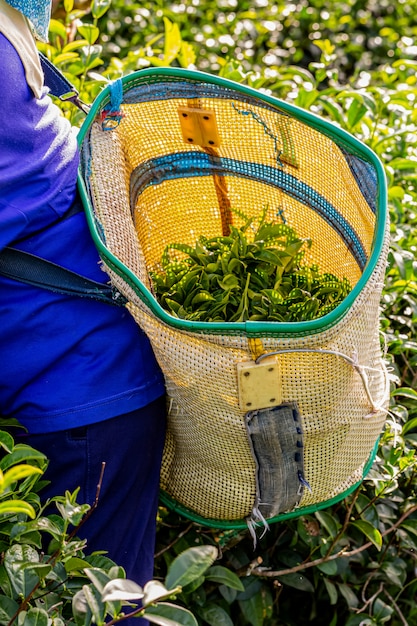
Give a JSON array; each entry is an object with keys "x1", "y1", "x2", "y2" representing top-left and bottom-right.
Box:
[
  {"x1": 402, "y1": 548, "x2": 417, "y2": 561},
  {"x1": 105, "y1": 606, "x2": 145, "y2": 624},
  {"x1": 154, "y1": 522, "x2": 194, "y2": 558},
  {"x1": 357, "y1": 579, "x2": 383, "y2": 613},
  {"x1": 325, "y1": 488, "x2": 360, "y2": 558},
  {"x1": 383, "y1": 588, "x2": 409, "y2": 626},
  {"x1": 62, "y1": 461, "x2": 106, "y2": 544}
]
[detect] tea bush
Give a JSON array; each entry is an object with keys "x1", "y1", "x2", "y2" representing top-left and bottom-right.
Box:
[
  {"x1": 31, "y1": 1, "x2": 417, "y2": 624},
  {"x1": 0, "y1": 420, "x2": 220, "y2": 624}
]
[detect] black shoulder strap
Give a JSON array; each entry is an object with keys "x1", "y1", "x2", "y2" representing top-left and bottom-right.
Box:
[
  {"x1": 38, "y1": 51, "x2": 90, "y2": 114},
  {"x1": 0, "y1": 247, "x2": 127, "y2": 307}
]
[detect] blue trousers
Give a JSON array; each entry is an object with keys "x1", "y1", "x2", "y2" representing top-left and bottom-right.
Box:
[{"x1": 22, "y1": 396, "x2": 166, "y2": 622}]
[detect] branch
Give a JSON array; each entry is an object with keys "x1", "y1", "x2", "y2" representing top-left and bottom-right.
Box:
[
  {"x1": 63, "y1": 461, "x2": 106, "y2": 543},
  {"x1": 154, "y1": 522, "x2": 194, "y2": 558},
  {"x1": 356, "y1": 581, "x2": 384, "y2": 614},
  {"x1": 105, "y1": 606, "x2": 145, "y2": 624},
  {"x1": 250, "y1": 504, "x2": 417, "y2": 578},
  {"x1": 324, "y1": 488, "x2": 360, "y2": 558},
  {"x1": 383, "y1": 588, "x2": 409, "y2": 626}
]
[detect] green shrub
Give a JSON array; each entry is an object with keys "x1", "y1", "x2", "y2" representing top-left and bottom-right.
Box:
[{"x1": 0, "y1": 422, "x2": 216, "y2": 624}]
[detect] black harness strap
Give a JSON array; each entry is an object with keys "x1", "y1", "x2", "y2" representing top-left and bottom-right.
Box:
[
  {"x1": 0, "y1": 247, "x2": 127, "y2": 306},
  {"x1": 39, "y1": 51, "x2": 90, "y2": 113}
]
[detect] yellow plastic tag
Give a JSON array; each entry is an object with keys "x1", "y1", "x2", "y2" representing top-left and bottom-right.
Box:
[
  {"x1": 237, "y1": 359, "x2": 282, "y2": 411},
  {"x1": 178, "y1": 106, "x2": 221, "y2": 147}
]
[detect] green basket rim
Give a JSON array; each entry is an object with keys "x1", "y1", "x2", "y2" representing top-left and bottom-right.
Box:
[{"x1": 78, "y1": 66, "x2": 388, "y2": 339}]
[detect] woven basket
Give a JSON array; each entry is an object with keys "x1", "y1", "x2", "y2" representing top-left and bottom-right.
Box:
[{"x1": 78, "y1": 68, "x2": 390, "y2": 530}]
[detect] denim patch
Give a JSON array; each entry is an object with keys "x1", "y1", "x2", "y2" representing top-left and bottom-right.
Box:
[{"x1": 246, "y1": 402, "x2": 308, "y2": 520}]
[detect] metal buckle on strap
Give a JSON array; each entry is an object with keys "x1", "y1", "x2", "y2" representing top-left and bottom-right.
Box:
[{"x1": 58, "y1": 90, "x2": 91, "y2": 115}]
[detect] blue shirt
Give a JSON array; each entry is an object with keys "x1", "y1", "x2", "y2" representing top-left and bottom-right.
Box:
[{"x1": 0, "y1": 33, "x2": 165, "y2": 433}]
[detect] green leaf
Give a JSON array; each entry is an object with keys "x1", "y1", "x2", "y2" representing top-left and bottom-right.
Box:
[
  {"x1": 23, "y1": 562, "x2": 52, "y2": 580},
  {"x1": 165, "y1": 545, "x2": 218, "y2": 590},
  {"x1": 296, "y1": 88, "x2": 319, "y2": 109},
  {"x1": 191, "y1": 291, "x2": 215, "y2": 305},
  {"x1": 2, "y1": 465, "x2": 43, "y2": 490},
  {"x1": 314, "y1": 38, "x2": 335, "y2": 56},
  {"x1": 91, "y1": 0, "x2": 112, "y2": 20},
  {"x1": 48, "y1": 19, "x2": 68, "y2": 40},
  {"x1": 65, "y1": 557, "x2": 93, "y2": 574},
  {"x1": 337, "y1": 583, "x2": 359, "y2": 609},
  {"x1": 219, "y1": 585, "x2": 238, "y2": 604},
  {"x1": 402, "y1": 417, "x2": 417, "y2": 435},
  {"x1": 388, "y1": 157, "x2": 417, "y2": 170},
  {"x1": 350, "y1": 520, "x2": 383, "y2": 550},
  {"x1": 373, "y1": 597, "x2": 394, "y2": 621},
  {"x1": 143, "y1": 581, "x2": 172, "y2": 606},
  {"x1": 4, "y1": 544, "x2": 40, "y2": 598},
  {"x1": 400, "y1": 519, "x2": 417, "y2": 537},
  {"x1": 318, "y1": 96, "x2": 344, "y2": 123},
  {"x1": 205, "y1": 565, "x2": 244, "y2": 591},
  {"x1": 63, "y1": 40, "x2": 90, "y2": 53},
  {"x1": 328, "y1": 612, "x2": 339, "y2": 626},
  {"x1": 347, "y1": 98, "x2": 368, "y2": 128},
  {"x1": 278, "y1": 572, "x2": 315, "y2": 592},
  {"x1": 0, "y1": 431, "x2": 14, "y2": 454},
  {"x1": 0, "y1": 565, "x2": 12, "y2": 597},
  {"x1": 84, "y1": 570, "x2": 120, "y2": 615},
  {"x1": 146, "y1": 602, "x2": 198, "y2": 626},
  {"x1": 316, "y1": 559, "x2": 338, "y2": 576},
  {"x1": 236, "y1": 577, "x2": 262, "y2": 601},
  {"x1": 102, "y1": 578, "x2": 144, "y2": 602},
  {"x1": 0, "y1": 500, "x2": 36, "y2": 519},
  {"x1": 31, "y1": 516, "x2": 62, "y2": 540},
  {"x1": 53, "y1": 52, "x2": 80, "y2": 65},
  {"x1": 391, "y1": 387, "x2": 417, "y2": 400},
  {"x1": 77, "y1": 24, "x2": 100, "y2": 46},
  {"x1": 344, "y1": 617, "x2": 373, "y2": 626},
  {"x1": 0, "y1": 596, "x2": 19, "y2": 623},
  {"x1": 198, "y1": 603, "x2": 234, "y2": 626},
  {"x1": 315, "y1": 510, "x2": 340, "y2": 538},
  {"x1": 83, "y1": 584, "x2": 105, "y2": 626},
  {"x1": 323, "y1": 578, "x2": 338, "y2": 605},
  {"x1": 354, "y1": 493, "x2": 379, "y2": 526},
  {"x1": 238, "y1": 587, "x2": 273, "y2": 626},
  {"x1": 163, "y1": 18, "x2": 182, "y2": 65},
  {"x1": 381, "y1": 560, "x2": 406, "y2": 587},
  {"x1": 388, "y1": 186, "x2": 405, "y2": 200},
  {"x1": 55, "y1": 494, "x2": 90, "y2": 527},
  {"x1": 21, "y1": 607, "x2": 49, "y2": 626},
  {"x1": 72, "y1": 589, "x2": 92, "y2": 626},
  {"x1": 178, "y1": 41, "x2": 196, "y2": 68},
  {"x1": 182, "y1": 574, "x2": 205, "y2": 594},
  {"x1": 0, "y1": 445, "x2": 46, "y2": 471}
]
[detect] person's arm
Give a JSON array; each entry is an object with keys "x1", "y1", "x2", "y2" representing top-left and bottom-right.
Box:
[{"x1": 0, "y1": 33, "x2": 79, "y2": 250}]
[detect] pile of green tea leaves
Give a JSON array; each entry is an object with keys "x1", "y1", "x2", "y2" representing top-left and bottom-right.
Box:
[{"x1": 150, "y1": 210, "x2": 352, "y2": 323}]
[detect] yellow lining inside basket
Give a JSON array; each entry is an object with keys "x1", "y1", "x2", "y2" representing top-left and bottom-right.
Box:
[{"x1": 113, "y1": 97, "x2": 376, "y2": 290}]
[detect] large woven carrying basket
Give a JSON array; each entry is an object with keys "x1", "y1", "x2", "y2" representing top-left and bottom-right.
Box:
[{"x1": 78, "y1": 68, "x2": 390, "y2": 530}]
